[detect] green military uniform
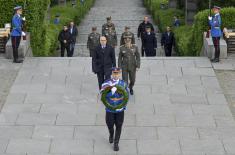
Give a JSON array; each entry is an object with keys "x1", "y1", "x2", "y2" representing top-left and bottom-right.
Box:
[
  {"x1": 120, "y1": 31, "x2": 135, "y2": 46},
  {"x1": 118, "y1": 43, "x2": 140, "y2": 94},
  {"x1": 87, "y1": 32, "x2": 101, "y2": 57},
  {"x1": 105, "y1": 28, "x2": 117, "y2": 48},
  {"x1": 102, "y1": 17, "x2": 115, "y2": 36}
]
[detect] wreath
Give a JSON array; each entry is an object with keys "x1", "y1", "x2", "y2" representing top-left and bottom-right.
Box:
[{"x1": 101, "y1": 85, "x2": 129, "y2": 111}]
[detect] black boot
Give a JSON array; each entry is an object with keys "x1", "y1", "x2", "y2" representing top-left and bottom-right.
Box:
[
  {"x1": 130, "y1": 88, "x2": 134, "y2": 95},
  {"x1": 109, "y1": 135, "x2": 113, "y2": 143},
  {"x1": 13, "y1": 59, "x2": 23, "y2": 63},
  {"x1": 113, "y1": 142, "x2": 119, "y2": 151}
]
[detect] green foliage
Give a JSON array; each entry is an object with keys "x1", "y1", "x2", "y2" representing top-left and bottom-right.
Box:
[
  {"x1": 143, "y1": 0, "x2": 184, "y2": 32},
  {"x1": 0, "y1": 0, "x2": 94, "y2": 56},
  {"x1": 197, "y1": 0, "x2": 235, "y2": 11},
  {"x1": 174, "y1": 25, "x2": 193, "y2": 56},
  {"x1": 43, "y1": 0, "x2": 95, "y2": 56},
  {"x1": 192, "y1": 7, "x2": 235, "y2": 55}
]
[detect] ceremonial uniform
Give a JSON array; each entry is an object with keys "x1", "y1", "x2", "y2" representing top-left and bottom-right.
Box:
[
  {"x1": 209, "y1": 6, "x2": 222, "y2": 62},
  {"x1": 105, "y1": 29, "x2": 117, "y2": 48},
  {"x1": 118, "y1": 43, "x2": 140, "y2": 95},
  {"x1": 87, "y1": 32, "x2": 101, "y2": 57},
  {"x1": 102, "y1": 17, "x2": 116, "y2": 36},
  {"x1": 11, "y1": 6, "x2": 24, "y2": 63},
  {"x1": 100, "y1": 67, "x2": 129, "y2": 151}
]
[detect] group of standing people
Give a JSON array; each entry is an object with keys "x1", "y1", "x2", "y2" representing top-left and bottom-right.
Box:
[{"x1": 58, "y1": 21, "x2": 78, "y2": 57}]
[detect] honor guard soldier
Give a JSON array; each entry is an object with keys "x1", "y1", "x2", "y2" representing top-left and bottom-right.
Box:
[
  {"x1": 11, "y1": 6, "x2": 26, "y2": 63},
  {"x1": 100, "y1": 67, "x2": 129, "y2": 151},
  {"x1": 105, "y1": 25, "x2": 117, "y2": 48},
  {"x1": 118, "y1": 33, "x2": 140, "y2": 95},
  {"x1": 120, "y1": 26, "x2": 135, "y2": 46},
  {"x1": 208, "y1": 6, "x2": 222, "y2": 63},
  {"x1": 102, "y1": 16, "x2": 116, "y2": 36},
  {"x1": 87, "y1": 27, "x2": 101, "y2": 57}
]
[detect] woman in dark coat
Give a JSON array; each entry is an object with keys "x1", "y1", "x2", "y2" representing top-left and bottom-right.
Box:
[{"x1": 142, "y1": 26, "x2": 157, "y2": 57}]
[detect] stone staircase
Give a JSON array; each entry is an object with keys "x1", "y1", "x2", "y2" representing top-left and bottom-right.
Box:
[{"x1": 74, "y1": 0, "x2": 160, "y2": 57}]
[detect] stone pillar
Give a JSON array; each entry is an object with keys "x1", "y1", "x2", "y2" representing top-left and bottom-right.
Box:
[
  {"x1": 5, "y1": 33, "x2": 32, "y2": 59},
  {"x1": 185, "y1": 0, "x2": 198, "y2": 25}
]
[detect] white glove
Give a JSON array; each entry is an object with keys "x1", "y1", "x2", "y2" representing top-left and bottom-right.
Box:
[
  {"x1": 111, "y1": 87, "x2": 117, "y2": 95},
  {"x1": 22, "y1": 31, "x2": 26, "y2": 36},
  {"x1": 22, "y1": 17, "x2": 26, "y2": 21},
  {"x1": 208, "y1": 16, "x2": 212, "y2": 20}
]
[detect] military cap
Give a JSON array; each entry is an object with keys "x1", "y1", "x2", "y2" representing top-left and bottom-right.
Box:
[
  {"x1": 125, "y1": 26, "x2": 130, "y2": 30},
  {"x1": 123, "y1": 32, "x2": 132, "y2": 38},
  {"x1": 14, "y1": 6, "x2": 22, "y2": 10},
  {"x1": 145, "y1": 25, "x2": 151, "y2": 29},
  {"x1": 213, "y1": 6, "x2": 221, "y2": 10},
  {"x1": 92, "y1": 27, "x2": 97, "y2": 31},
  {"x1": 106, "y1": 16, "x2": 111, "y2": 20},
  {"x1": 112, "y1": 67, "x2": 121, "y2": 73}
]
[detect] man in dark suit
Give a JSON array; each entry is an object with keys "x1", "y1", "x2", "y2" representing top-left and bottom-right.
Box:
[
  {"x1": 161, "y1": 26, "x2": 175, "y2": 57},
  {"x1": 68, "y1": 21, "x2": 78, "y2": 57},
  {"x1": 92, "y1": 36, "x2": 116, "y2": 89},
  {"x1": 58, "y1": 25, "x2": 73, "y2": 57},
  {"x1": 142, "y1": 26, "x2": 157, "y2": 57},
  {"x1": 137, "y1": 16, "x2": 154, "y2": 56}
]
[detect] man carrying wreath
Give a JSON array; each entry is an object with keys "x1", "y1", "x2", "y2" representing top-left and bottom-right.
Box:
[{"x1": 100, "y1": 67, "x2": 129, "y2": 151}]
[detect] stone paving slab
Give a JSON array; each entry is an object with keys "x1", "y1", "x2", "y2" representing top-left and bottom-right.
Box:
[{"x1": 2, "y1": 53, "x2": 235, "y2": 155}]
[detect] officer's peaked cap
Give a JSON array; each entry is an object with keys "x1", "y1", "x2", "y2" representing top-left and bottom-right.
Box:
[
  {"x1": 14, "y1": 6, "x2": 22, "y2": 10},
  {"x1": 112, "y1": 67, "x2": 121, "y2": 73},
  {"x1": 213, "y1": 6, "x2": 221, "y2": 10}
]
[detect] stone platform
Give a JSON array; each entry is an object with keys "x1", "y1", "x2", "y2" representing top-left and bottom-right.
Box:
[{"x1": 0, "y1": 57, "x2": 235, "y2": 155}]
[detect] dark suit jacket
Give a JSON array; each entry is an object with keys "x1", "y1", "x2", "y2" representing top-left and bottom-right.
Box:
[
  {"x1": 142, "y1": 32, "x2": 157, "y2": 56},
  {"x1": 137, "y1": 21, "x2": 154, "y2": 38},
  {"x1": 69, "y1": 26, "x2": 78, "y2": 43},
  {"x1": 161, "y1": 32, "x2": 175, "y2": 47},
  {"x1": 92, "y1": 44, "x2": 116, "y2": 73}
]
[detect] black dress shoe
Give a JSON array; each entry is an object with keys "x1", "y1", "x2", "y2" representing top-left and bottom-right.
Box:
[
  {"x1": 113, "y1": 143, "x2": 119, "y2": 151},
  {"x1": 211, "y1": 58, "x2": 219, "y2": 63},
  {"x1": 109, "y1": 136, "x2": 113, "y2": 143},
  {"x1": 130, "y1": 89, "x2": 134, "y2": 95},
  {"x1": 13, "y1": 59, "x2": 23, "y2": 63}
]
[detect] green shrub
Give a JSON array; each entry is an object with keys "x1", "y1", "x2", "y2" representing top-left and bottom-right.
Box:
[
  {"x1": 192, "y1": 7, "x2": 235, "y2": 55},
  {"x1": 42, "y1": 0, "x2": 95, "y2": 56},
  {"x1": 174, "y1": 25, "x2": 193, "y2": 56}
]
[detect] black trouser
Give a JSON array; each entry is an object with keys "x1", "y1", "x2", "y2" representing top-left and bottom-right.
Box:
[
  {"x1": 70, "y1": 43, "x2": 75, "y2": 57},
  {"x1": 97, "y1": 70, "x2": 112, "y2": 89},
  {"x1": 164, "y1": 44, "x2": 173, "y2": 57},
  {"x1": 106, "y1": 111, "x2": 124, "y2": 144},
  {"x1": 212, "y1": 37, "x2": 220, "y2": 60},
  {"x1": 141, "y1": 37, "x2": 144, "y2": 57},
  {"x1": 11, "y1": 36, "x2": 21, "y2": 61},
  {"x1": 122, "y1": 69, "x2": 136, "y2": 90},
  {"x1": 61, "y1": 44, "x2": 72, "y2": 57}
]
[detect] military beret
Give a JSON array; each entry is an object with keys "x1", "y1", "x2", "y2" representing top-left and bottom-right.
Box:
[
  {"x1": 106, "y1": 16, "x2": 112, "y2": 20},
  {"x1": 213, "y1": 6, "x2": 221, "y2": 10},
  {"x1": 112, "y1": 67, "x2": 121, "y2": 73},
  {"x1": 14, "y1": 6, "x2": 22, "y2": 10}
]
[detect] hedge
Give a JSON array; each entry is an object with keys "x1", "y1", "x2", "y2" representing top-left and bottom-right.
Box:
[
  {"x1": 192, "y1": 7, "x2": 235, "y2": 55},
  {"x1": 0, "y1": 0, "x2": 95, "y2": 56},
  {"x1": 42, "y1": 0, "x2": 95, "y2": 56},
  {"x1": 143, "y1": 0, "x2": 184, "y2": 32}
]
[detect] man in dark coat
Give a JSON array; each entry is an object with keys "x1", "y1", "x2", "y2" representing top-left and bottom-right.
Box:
[
  {"x1": 137, "y1": 16, "x2": 154, "y2": 56},
  {"x1": 142, "y1": 26, "x2": 157, "y2": 57},
  {"x1": 58, "y1": 25, "x2": 73, "y2": 57},
  {"x1": 68, "y1": 21, "x2": 78, "y2": 57},
  {"x1": 161, "y1": 26, "x2": 175, "y2": 57},
  {"x1": 92, "y1": 36, "x2": 116, "y2": 89}
]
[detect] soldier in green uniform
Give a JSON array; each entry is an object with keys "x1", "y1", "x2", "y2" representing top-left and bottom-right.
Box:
[
  {"x1": 105, "y1": 25, "x2": 117, "y2": 48},
  {"x1": 87, "y1": 27, "x2": 101, "y2": 57},
  {"x1": 120, "y1": 26, "x2": 135, "y2": 46},
  {"x1": 118, "y1": 34, "x2": 140, "y2": 95},
  {"x1": 102, "y1": 16, "x2": 115, "y2": 36}
]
